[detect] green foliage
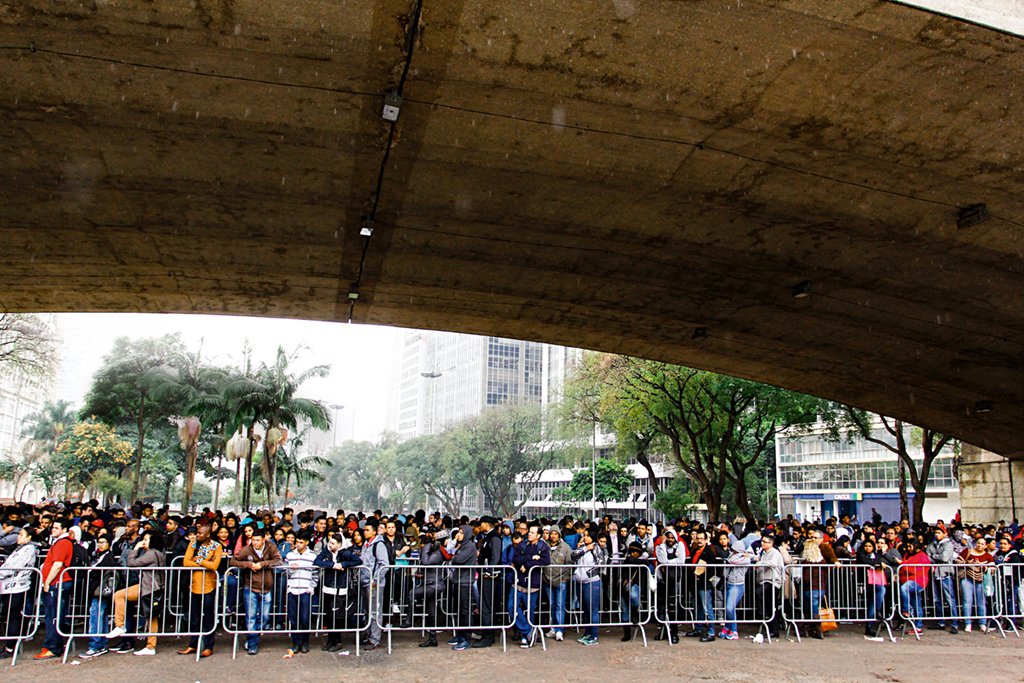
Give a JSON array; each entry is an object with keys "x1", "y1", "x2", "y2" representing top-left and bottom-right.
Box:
[
  {"x1": 91, "y1": 471, "x2": 133, "y2": 501},
  {"x1": 559, "y1": 458, "x2": 634, "y2": 505},
  {"x1": 54, "y1": 418, "x2": 134, "y2": 493},
  {"x1": 386, "y1": 434, "x2": 474, "y2": 515},
  {"x1": 653, "y1": 476, "x2": 699, "y2": 520}
]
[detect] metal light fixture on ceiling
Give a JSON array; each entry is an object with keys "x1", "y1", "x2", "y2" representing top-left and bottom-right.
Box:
[
  {"x1": 792, "y1": 281, "x2": 812, "y2": 299},
  {"x1": 974, "y1": 400, "x2": 994, "y2": 414},
  {"x1": 957, "y1": 203, "x2": 990, "y2": 230}
]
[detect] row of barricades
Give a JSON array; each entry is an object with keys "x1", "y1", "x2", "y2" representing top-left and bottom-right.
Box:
[{"x1": 1, "y1": 562, "x2": 1021, "y2": 665}]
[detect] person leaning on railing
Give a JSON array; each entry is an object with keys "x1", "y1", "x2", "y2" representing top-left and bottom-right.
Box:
[
  {"x1": 0, "y1": 526, "x2": 38, "y2": 659},
  {"x1": 956, "y1": 536, "x2": 995, "y2": 633},
  {"x1": 543, "y1": 528, "x2": 572, "y2": 643},
  {"x1": 855, "y1": 538, "x2": 889, "y2": 636},
  {"x1": 77, "y1": 534, "x2": 116, "y2": 660},
  {"x1": 106, "y1": 529, "x2": 166, "y2": 656},
  {"x1": 754, "y1": 533, "x2": 785, "y2": 640},
  {"x1": 230, "y1": 526, "x2": 283, "y2": 656},
  {"x1": 897, "y1": 539, "x2": 931, "y2": 635},
  {"x1": 571, "y1": 526, "x2": 606, "y2": 646},
  {"x1": 313, "y1": 532, "x2": 361, "y2": 652},
  {"x1": 178, "y1": 523, "x2": 221, "y2": 658}
]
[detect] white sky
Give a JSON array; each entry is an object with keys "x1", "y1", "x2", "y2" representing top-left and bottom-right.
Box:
[{"x1": 52, "y1": 313, "x2": 401, "y2": 442}]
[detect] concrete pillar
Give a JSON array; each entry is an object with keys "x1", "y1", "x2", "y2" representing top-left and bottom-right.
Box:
[{"x1": 958, "y1": 443, "x2": 1024, "y2": 525}]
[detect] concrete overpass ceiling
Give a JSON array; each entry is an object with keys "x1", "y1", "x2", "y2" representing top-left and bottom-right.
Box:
[{"x1": 1, "y1": 1, "x2": 1022, "y2": 456}]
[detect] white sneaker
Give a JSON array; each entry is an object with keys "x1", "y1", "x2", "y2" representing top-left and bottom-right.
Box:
[
  {"x1": 545, "y1": 629, "x2": 557, "y2": 638},
  {"x1": 965, "y1": 623, "x2": 972, "y2": 633},
  {"x1": 133, "y1": 647, "x2": 156, "y2": 656},
  {"x1": 106, "y1": 626, "x2": 126, "y2": 639},
  {"x1": 555, "y1": 632, "x2": 564, "y2": 642},
  {"x1": 980, "y1": 625, "x2": 989, "y2": 633}
]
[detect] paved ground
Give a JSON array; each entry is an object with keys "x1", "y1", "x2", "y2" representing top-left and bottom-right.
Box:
[{"x1": 7, "y1": 627, "x2": 1024, "y2": 683}]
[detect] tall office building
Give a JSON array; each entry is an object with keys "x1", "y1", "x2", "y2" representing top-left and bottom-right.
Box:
[{"x1": 386, "y1": 331, "x2": 581, "y2": 440}]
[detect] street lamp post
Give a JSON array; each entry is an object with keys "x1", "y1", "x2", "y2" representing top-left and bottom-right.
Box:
[
  {"x1": 330, "y1": 404, "x2": 344, "y2": 446},
  {"x1": 421, "y1": 371, "x2": 442, "y2": 435}
]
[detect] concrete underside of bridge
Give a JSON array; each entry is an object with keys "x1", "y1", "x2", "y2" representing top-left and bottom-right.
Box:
[{"x1": 1, "y1": 1, "x2": 1022, "y2": 456}]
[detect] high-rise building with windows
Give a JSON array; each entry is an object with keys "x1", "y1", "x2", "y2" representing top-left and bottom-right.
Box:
[{"x1": 386, "y1": 331, "x2": 581, "y2": 440}]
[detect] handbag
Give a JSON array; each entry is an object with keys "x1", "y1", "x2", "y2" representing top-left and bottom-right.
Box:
[
  {"x1": 819, "y1": 596, "x2": 838, "y2": 634},
  {"x1": 867, "y1": 568, "x2": 886, "y2": 586}
]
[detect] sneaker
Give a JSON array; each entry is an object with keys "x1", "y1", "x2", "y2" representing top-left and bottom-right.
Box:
[
  {"x1": 950, "y1": 626, "x2": 959, "y2": 634},
  {"x1": 106, "y1": 626, "x2": 126, "y2": 640},
  {"x1": 718, "y1": 628, "x2": 729, "y2": 638},
  {"x1": 79, "y1": 648, "x2": 105, "y2": 659},
  {"x1": 577, "y1": 634, "x2": 588, "y2": 643},
  {"x1": 446, "y1": 636, "x2": 461, "y2": 645},
  {"x1": 519, "y1": 637, "x2": 530, "y2": 649},
  {"x1": 965, "y1": 623, "x2": 972, "y2": 633},
  {"x1": 453, "y1": 639, "x2": 470, "y2": 651},
  {"x1": 583, "y1": 635, "x2": 598, "y2": 645},
  {"x1": 114, "y1": 642, "x2": 136, "y2": 654},
  {"x1": 554, "y1": 631, "x2": 564, "y2": 642},
  {"x1": 134, "y1": 647, "x2": 156, "y2": 656},
  {"x1": 980, "y1": 625, "x2": 989, "y2": 633},
  {"x1": 545, "y1": 629, "x2": 557, "y2": 638},
  {"x1": 32, "y1": 648, "x2": 57, "y2": 661},
  {"x1": 724, "y1": 631, "x2": 739, "y2": 641}
]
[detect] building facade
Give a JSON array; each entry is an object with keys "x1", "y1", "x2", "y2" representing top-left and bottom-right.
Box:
[
  {"x1": 386, "y1": 330, "x2": 582, "y2": 439},
  {"x1": 775, "y1": 419, "x2": 960, "y2": 523}
]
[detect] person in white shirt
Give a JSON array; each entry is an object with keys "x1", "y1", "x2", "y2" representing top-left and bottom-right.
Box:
[{"x1": 285, "y1": 530, "x2": 318, "y2": 655}]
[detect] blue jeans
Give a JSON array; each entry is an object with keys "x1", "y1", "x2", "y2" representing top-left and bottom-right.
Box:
[
  {"x1": 620, "y1": 583, "x2": 641, "y2": 623},
  {"x1": 87, "y1": 597, "x2": 109, "y2": 651},
  {"x1": 42, "y1": 585, "x2": 70, "y2": 654},
  {"x1": 287, "y1": 593, "x2": 311, "y2": 648},
  {"x1": 580, "y1": 579, "x2": 601, "y2": 639},
  {"x1": 545, "y1": 582, "x2": 567, "y2": 634},
  {"x1": 244, "y1": 588, "x2": 272, "y2": 648},
  {"x1": 868, "y1": 585, "x2": 887, "y2": 623},
  {"x1": 803, "y1": 589, "x2": 823, "y2": 623},
  {"x1": 513, "y1": 588, "x2": 539, "y2": 636},
  {"x1": 932, "y1": 576, "x2": 959, "y2": 626},
  {"x1": 900, "y1": 581, "x2": 924, "y2": 629},
  {"x1": 961, "y1": 578, "x2": 986, "y2": 625},
  {"x1": 225, "y1": 573, "x2": 239, "y2": 611},
  {"x1": 695, "y1": 588, "x2": 713, "y2": 635},
  {"x1": 724, "y1": 583, "x2": 745, "y2": 633}
]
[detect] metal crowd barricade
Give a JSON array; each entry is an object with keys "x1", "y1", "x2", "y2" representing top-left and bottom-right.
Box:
[
  {"x1": 527, "y1": 563, "x2": 652, "y2": 651},
  {"x1": 993, "y1": 561, "x2": 1023, "y2": 638},
  {"x1": 0, "y1": 566, "x2": 43, "y2": 666},
  {"x1": 56, "y1": 565, "x2": 221, "y2": 662},
  {"x1": 381, "y1": 563, "x2": 514, "y2": 653},
  {"x1": 222, "y1": 564, "x2": 371, "y2": 658},
  {"x1": 654, "y1": 562, "x2": 776, "y2": 644},
  {"x1": 895, "y1": 562, "x2": 1008, "y2": 639},
  {"x1": 782, "y1": 563, "x2": 895, "y2": 642}
]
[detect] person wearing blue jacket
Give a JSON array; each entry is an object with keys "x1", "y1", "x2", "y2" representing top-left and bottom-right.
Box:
[{"x1": 510, "y1": 523, "x2": 550, "y2": 648}]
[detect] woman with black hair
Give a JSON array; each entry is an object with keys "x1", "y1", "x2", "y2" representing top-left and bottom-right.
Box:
[{"x1": 106, "y1": 529, "x2": 167, "y2": 655}]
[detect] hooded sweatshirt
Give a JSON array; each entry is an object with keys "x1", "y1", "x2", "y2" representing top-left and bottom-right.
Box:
[
  {"x1": 449, "y1": 525, "x2": 478, "y2": 584},
  {"x1": 725, "y1": 541, "x2": 752, "y2": 585}
]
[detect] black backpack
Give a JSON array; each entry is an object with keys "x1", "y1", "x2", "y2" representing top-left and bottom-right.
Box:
[{"x1": 68, "y1": 540, "x2": 91, "y2": 568}]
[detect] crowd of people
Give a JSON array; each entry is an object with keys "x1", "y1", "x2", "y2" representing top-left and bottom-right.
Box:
[{"x1": 0, "y1": 499, "x2": 1022, "y2": 663}]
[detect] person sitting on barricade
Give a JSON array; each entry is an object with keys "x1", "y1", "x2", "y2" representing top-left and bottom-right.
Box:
[
  {"x1": 178, "y1": 523, "x2": 221, "y2": 659},
  {"x1": 511, "y1": 523, "x2": 549, "y2": 649},
  {"x1": 106, "y1": 529, "x2": 166, "y2": 656},
  {"x1": 313, "y1": 532, "x2": 362, "y2": 652},
  {"x1": 571, "y1": 526, "x2": 606, "y2": 646},
  {"x1": 897, "y1": 538, "x2": 930, "y2": 635},
  {"x1": 0, "y1": 525, "x2": 39, "y2": 660},
  {"x1": 230, "y1": 526, "x2": 282, "y2": 655}
]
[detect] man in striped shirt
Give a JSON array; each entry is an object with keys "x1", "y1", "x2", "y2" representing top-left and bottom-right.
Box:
[{"x1": 285, "y1": 530, "x2": 318, "y2": 655}]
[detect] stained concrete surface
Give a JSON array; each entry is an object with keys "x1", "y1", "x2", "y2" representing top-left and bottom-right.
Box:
[{"x1": 7, "y1": 627, "x2": 1024, "y2": 683}]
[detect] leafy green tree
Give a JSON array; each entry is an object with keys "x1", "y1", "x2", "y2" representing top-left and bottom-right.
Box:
[
  {"x1": 593, "y1": 356, "x2": 820, "y2": 522},
  {"x1": 558, "y1": 458, "x2": 634, "y2": 511},
  {"x1": 225, "y1": 346, "x2": 330, "y2": 509},
  {"x1": 388, "y1": 434, "x2": 473, "y2": 516},
  {"x1": 822, "y1": 405, "x2": 955, "y2": 525},
  {"x1": 80, "y1": 335, "x2": 185, "y2": 501},
  {"x1": 448, "y1": 403, "x2": 560, "y2": 517},
  {"x1": 54, "y1": 418, "x2": 134, "y2": 498},
  {"x1": 654, "y1": 477, "x2": 700, "y2": 520},
  {"x1": 276, "y1": 427, "x2": 330, "y2": 506}
]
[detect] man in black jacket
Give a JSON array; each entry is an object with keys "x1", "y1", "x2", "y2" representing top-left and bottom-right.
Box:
[
  {"x1": 473, "y1": 516, "x2": 504, "y2": 649},
  {"x1": 511, "y1": 523, "x2": 550, "y2": 648},
  {"x1": 405, "y1": 530, "x2": 447, "y2": 648}
]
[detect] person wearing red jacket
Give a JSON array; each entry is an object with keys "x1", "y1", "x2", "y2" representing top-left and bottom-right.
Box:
[{"x1": 897, "y1": 539, "x2": 931, "y2": 634}]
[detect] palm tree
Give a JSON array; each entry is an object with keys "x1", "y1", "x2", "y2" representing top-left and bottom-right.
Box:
[
  {"x1": 226, "y1": 346, "x2": 331, "y2": 509},
  {"x1": 276, "y1": 428, "x2": 330, "y2": 506},
  {"x1": 150, "y1": 346, "x2": 229, "y2": 511},
  {"x1": 20, "y1": 399, "x2": 77, "y2": 498}
]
